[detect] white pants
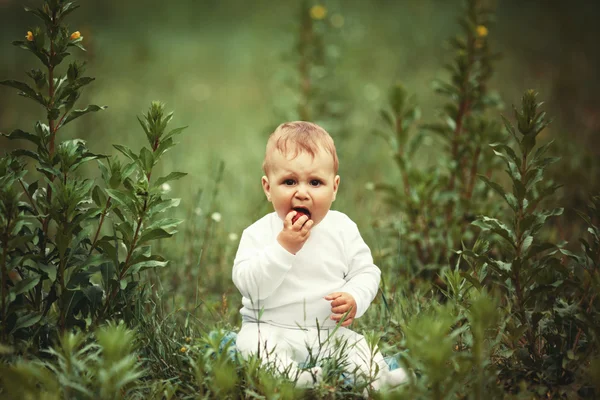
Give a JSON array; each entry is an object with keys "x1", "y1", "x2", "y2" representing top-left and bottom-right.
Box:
[{"x1": 236, "y1": 322, "x2": 389, "y2": 383}]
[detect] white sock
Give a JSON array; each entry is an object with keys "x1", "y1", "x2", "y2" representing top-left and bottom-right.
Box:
[
  {"x1": 369, "y1": 368, "x2": 410, "y2": 391},
  {"x1": 382, "y1": 367, "x2": 409, "y2": 387}
]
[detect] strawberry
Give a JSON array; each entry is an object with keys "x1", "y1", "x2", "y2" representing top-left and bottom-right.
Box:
[{"x1": 292, "y1": 209, "x2": 309, "y2": 224}]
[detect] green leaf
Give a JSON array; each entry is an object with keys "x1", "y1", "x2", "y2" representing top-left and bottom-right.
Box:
[
  {"x1": 139, "y1": 147, "x2": 154, "y2": 173},
  {"x1": 493, "y1": 260, "x2": 512, "y2": 272},
  {"x1": 153, "y1": 172, "x2": 187, "y2": 188},
  {"x1": 524, "y1": 168, "x2": 543, "y2": 190},
  {"x1": 105, "y1": 189, "x2": 139, "y2": 216},
  {"x1": 533, "y1": 139, "x2": 554, "y2": 161},
  {"x1": 61, "y1": 105, "x2": 107, "y2": 127},
  {"x1": 0, "y1": 80, "x2": 45, "y2": 106},
  {"x1": 460, "y1": 271, "x2": 482, "y2": 290},
  {"x1": 490, "y1": 143, "x2": 520, "y2": 179},
  {"x1": 479, "y1": 175, "x2": 515, "y2": 210},
  {"x1": 59, "y1": 2, "x2": 81, "y2": 20},
  {"x1": 513, "y1": 179, "x2": 526, "y2": 202},
  {"x1": 128, "y1": 256, "x2": 169, "y2": 274},
  {"x1": 146, "y1": 198, "x2": 180, "y2": 215},
  {"x1": 472, "y1": 216, "x2": 516, "y2": 247},
  {"x1": 11, "y1": 313, "x2": 42, "y2": 333},
  {"x1": 521, "y1": 236, "x2": 533, "y2": 254},
  {"x1": 10, "y1": 276, "x2": 40, "y2": 296},
  {"x1": 92, "y1": 185, "x2": 107, "y2": 207},
  {"x1": 501, "y1": 115, "x2": 519, "y2": 143},
  {"x1": 2, "y1": 129, "x2": 41, "y2": 147},
  {"x1": 163, "y1": 126, "x2": 187, "y2": 141},
  {"x1": 139, "y1": 228, "x2": 172, "y2": 244},
  {"x1": 38, "y1": 263, "x2": 57, "y2": 282},
  {"x1": 380, "y1": 109, "x2": 396, "y2": 129},
  {"x1": 24, "y1": 6, "x2": 52, "y2": 24},
  {"x1": 526, "y1": 184, "x2": 563, "y2": 213},
  {"x1": 113, "y1": 144, "x2": 138, "y2": 162},
  {"x1": 145, "y1": 217, "x2": 183, "y2": 231},
  {"x1": 154, "y1": 137, "x2": 176, "y2": 159}
]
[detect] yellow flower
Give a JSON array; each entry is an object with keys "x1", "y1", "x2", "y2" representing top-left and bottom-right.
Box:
[
  {"x1": 185, "y1": 337, "x2": 192, "y2": 343},
  {"x1": 70, "y1": 31, "x2": 81, "y2": 40},
  {"x1": 26, "y1": 31, "x2": 34, "y2": 41},
  {"x1": 310, "y1": 5, "x2": 327, "y2": 20},
  {"x1": 476, "y1": 25, "x2": 488, "y2": 38},
  {"x1": 180, "y1": 346, "x2": 187, "y2": 353}
]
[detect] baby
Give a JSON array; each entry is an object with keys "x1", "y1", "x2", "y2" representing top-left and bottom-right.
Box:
[{"x1": 232, "y1": 121, "x2": 407, "y2": 390}]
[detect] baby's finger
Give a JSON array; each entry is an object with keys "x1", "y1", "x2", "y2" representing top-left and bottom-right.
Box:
[
  {"x1": 324, "y1": 292, "x2": 343, "y2": 301},
  {"x1": 284, "y1": 211, "x2": 297, "y2": 227},
  {"x1": 330, "y1": 313, "x2": 353, "y2": 325},
  {"x1": 331, "y1": 304, "x2": 348, "y2": 314},
  {"x1": 330, "y1": 297, "x2": 347, "y2": 308},
  {"x1": 293, "y1": 214, "x2": 309, "y2": 228},
  {"x1": 301, "y1": 219, "x2": 314, "y2": 232},
  {"x1": 330, "y1": 313, "x2": 344, "y2": 322}
]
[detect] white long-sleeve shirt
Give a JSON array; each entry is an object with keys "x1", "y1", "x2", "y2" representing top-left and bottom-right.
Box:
[{"x1": 232, "y1": 210, "x2": 381, "y2": 329}]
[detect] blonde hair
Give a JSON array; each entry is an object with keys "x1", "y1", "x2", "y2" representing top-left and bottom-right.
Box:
[{"x1": 262, "y1": 121, "x2": 339, "y2": 174}]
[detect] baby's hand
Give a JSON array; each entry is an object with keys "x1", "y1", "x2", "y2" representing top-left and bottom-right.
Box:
[
  {"x1": 277, "y1": 210, "x2": 314, "y2": 254},
  {"x1": 325, "y1": 292, "x2": 357, "y2": 327}
]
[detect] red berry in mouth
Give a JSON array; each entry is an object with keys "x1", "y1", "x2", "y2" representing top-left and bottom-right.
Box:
[{"x1": 292, "y1": 209, "x2": 309, "y2": 224}]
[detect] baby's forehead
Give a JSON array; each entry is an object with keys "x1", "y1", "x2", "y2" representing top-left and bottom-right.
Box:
[{"x1": 271, "y1": 147, "x2": 330, "y2": 162}]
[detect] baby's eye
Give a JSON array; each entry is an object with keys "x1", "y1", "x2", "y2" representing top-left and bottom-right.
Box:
[
  {"x1": 309, "y1": 180, "x2": 322, "y2": 187},
  {"x1": 283, "y1": 179, "x2": 296, "y2": 186}
]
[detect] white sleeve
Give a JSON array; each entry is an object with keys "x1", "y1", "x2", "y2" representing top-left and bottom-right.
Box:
[
  {"x1": 340, "y1": 222, "x2": 381, "y2": 319},
  {"x1": 231, "y1": 227, "x2": 296, "y2": 302}
]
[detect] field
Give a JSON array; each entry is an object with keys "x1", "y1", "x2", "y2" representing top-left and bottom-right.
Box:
[{"x1": 1, "y1": 0, "x2": 599, "y2": 398}]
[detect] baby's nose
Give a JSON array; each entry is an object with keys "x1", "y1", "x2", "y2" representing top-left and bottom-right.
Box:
[{"x1": 294, "y1": 185, "x2": 309, "y2": 198}]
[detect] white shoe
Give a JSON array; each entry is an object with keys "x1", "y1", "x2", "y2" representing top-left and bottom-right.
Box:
[
  {"x1": 383, "y1": 367, "x2": 409, "y2": 387},
  {"x1": 296, "y1": 366, "x2": 323, "y2": 388}
]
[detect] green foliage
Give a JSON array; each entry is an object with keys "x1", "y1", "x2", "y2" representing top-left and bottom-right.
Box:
[
  {"x1": 0, "y1": 321, "x2": 145, "y2": 399},
  {"x1": 457, "y1": 90, "x2": 599, "y2": 396},
  {"x1": 2, "y1": 1, "x2": 599, "y2": 399},
  {"x1": 0, "y1": 0, "x2": 186, "y2": 348},
  {"x1": 373, "y1": 0, "x2": 505, "y2": 281},
  {"x1": 273, "y1": 0, "x2": 351, "y2": 142}
]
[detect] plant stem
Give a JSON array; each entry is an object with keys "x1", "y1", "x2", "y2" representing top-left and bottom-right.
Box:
[
  {"x1": 514, "y1": 150, "x2": 538, "y2": 359},
  {"x1": 572, "y1": 293, "x2": 596, "y2": 353},
  {"x1": 466, "y1": 145, "x2": 482, "y2": 200},
  {"x1": 89, "y1": 197, "x2": 111, "y2": 256},
  {"x1": 447, "y1": 33, "x2": 475, "y2": 193},
  {"x1": 42, "y1": 11, "x2": 58, "y2": 254},
  {"x1": 1, "y1": 220, "x2": 10, "y2": 342}
]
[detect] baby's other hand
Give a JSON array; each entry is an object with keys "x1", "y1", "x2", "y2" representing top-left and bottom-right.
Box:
[
  {"x1": 325, "y1": 292, "x2": 356, "y2": 327},
  {"x1": 277, "y1": 210, "x2": 314, "y2": 254}
]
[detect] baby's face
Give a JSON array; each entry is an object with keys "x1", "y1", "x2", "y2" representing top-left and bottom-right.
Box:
[{"x1": 262, "y1": 149, "x2": 339, "y2": 227}]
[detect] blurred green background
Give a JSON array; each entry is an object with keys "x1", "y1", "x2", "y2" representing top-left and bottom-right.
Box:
[{"x1": 1, "y1": 0, "x2": 599, "y2": 237}]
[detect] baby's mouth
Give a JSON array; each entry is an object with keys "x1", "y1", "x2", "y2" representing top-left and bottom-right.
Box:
[{"x1": 292, "y1": 207, "x2": 311, "y2": 219}]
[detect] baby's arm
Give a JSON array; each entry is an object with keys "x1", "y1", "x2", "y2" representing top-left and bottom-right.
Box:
[
  {"x1": 232, "y1": 228, "x2": 295, "y2": 301},
  {"x1": 232, "y1": 211, "x2": 313, "y2": 301},
  {"x1": 336, "y1": 223, "x2": 381, "y2": 320}
]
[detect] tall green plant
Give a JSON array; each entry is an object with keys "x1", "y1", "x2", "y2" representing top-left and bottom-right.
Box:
[
  {"x1": 0, "y1": 0, "x2": 186, "y2": 347},
  {"x1": 459, "y1": 90, "x2": 598, "y2": 395},
  {"x1": 373, "y1": 0, "x2": 504, "y2": 280},
  {"x1": 273, "y1": 0, "x2": 350, "y2": 141}
]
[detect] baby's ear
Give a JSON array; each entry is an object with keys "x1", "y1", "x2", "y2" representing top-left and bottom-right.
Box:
[
  {"x1": 261, "y1": 176, "x2": 272, "y2": 202},
  {"x1": 332, "y1": 175, "x2": 340, "y2": 201}
]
